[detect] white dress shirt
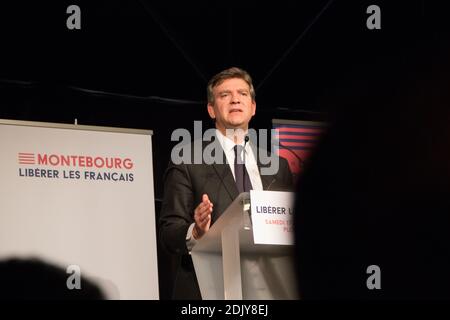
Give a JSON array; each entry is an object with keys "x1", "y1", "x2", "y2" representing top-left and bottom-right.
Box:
[{"x1": 214, "y1": 129, "x2": 263, "y2": 191}]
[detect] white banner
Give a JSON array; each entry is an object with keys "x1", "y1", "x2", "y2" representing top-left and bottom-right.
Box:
[
  {"x1": 250, "y1": 190, "x2": 295, "y2": 245},
  {"x1": 0, "y1": 120, "x2": 159, "y2": 299}
]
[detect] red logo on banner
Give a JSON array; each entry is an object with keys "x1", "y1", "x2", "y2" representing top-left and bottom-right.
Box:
[
  {"x1": 18, "y1": 153, "x2": 36, "y2": 165},
  {"x1": 273, "y1": 122, "x2": 326, "y2": 181}
]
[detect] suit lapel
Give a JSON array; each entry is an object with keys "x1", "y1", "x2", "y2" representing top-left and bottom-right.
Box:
[
  {"x1": 212, "y1": 163, "x2": 238, "y2": 201},
  {"x1": 204, "y1": 136, "x2": 239, "y2": 201},
  {"x1": 260, "y1": 170, "x2": 274, "y2": 190},
  {"x1": 258, "y1": 164, "x2": 275, "y2": 190},
  {"x1": 254, "y1": 144, "x2": 276, "y2": 190}
]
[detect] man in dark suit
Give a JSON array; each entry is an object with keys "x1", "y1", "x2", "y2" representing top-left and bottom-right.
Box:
[{"x1": 159, "y1": 67, "x2": 293, "y2": 299}]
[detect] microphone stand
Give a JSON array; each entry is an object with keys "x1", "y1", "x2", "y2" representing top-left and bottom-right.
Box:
[{"x1": 243, "y1": 135, "x2": 250, "y2": 192}]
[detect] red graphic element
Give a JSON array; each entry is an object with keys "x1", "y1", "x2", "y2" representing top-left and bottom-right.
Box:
[
  {"x1": 276, "y1": 134, "x2": 317, "y2": 141},
  {"x1": 18, "y1": 152, "x2": 36, "y2": 165},
  {"x1": 273, "y1": 123, "x2": 326, "y2": 181},
  {"x1": 275, "y1": 127, "x2": 319, "y2": 133}
]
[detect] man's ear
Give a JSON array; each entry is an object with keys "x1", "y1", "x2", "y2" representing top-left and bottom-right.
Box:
[{"x1": 207, "y1": 103, "x2": 216, "y2": 119}]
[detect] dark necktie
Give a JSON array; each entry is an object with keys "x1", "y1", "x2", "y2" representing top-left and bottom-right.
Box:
[{"x1": 234, "y1": 145, "x2": 253, "y2": 193}]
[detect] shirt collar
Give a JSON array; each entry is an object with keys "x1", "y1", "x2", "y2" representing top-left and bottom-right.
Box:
[{"x1": 215, "y1": 129, "x2": 248, "y2": 153}]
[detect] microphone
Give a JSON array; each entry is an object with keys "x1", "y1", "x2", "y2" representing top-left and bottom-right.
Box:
[{"x1": 266, "y1": 177, "x2": 277, "y2": 191}]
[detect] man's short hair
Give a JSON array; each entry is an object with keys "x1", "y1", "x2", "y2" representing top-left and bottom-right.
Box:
[{"x1": 207, "y1": 67, "x2": 256, "y2": 104}]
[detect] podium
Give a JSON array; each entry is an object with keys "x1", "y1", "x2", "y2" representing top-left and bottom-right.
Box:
[{"x1": 191, "y1": 192, "x2": 299, "y2": 300}]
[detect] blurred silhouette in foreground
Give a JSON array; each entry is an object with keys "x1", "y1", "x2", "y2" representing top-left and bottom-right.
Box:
[
  {"x1": 294, "y1": 30, "x2": 450, "y2": 299},
  {"x1": 0, "y1": 258, "x2": 104, "y2": 300}
]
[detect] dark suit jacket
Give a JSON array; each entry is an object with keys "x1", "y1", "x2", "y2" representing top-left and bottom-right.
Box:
[{"x1": 159, "y1": 139, "x2": 294, "y2": 299}]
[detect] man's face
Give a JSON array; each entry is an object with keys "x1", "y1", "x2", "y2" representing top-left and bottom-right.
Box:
[{"x1": 207, "y1": 78, "x2": 256, "y2": 133}]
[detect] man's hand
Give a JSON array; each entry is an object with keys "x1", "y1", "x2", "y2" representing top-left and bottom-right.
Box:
[{"x1": 193, "y1": 194, "x2": 213, "y2": 240}]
